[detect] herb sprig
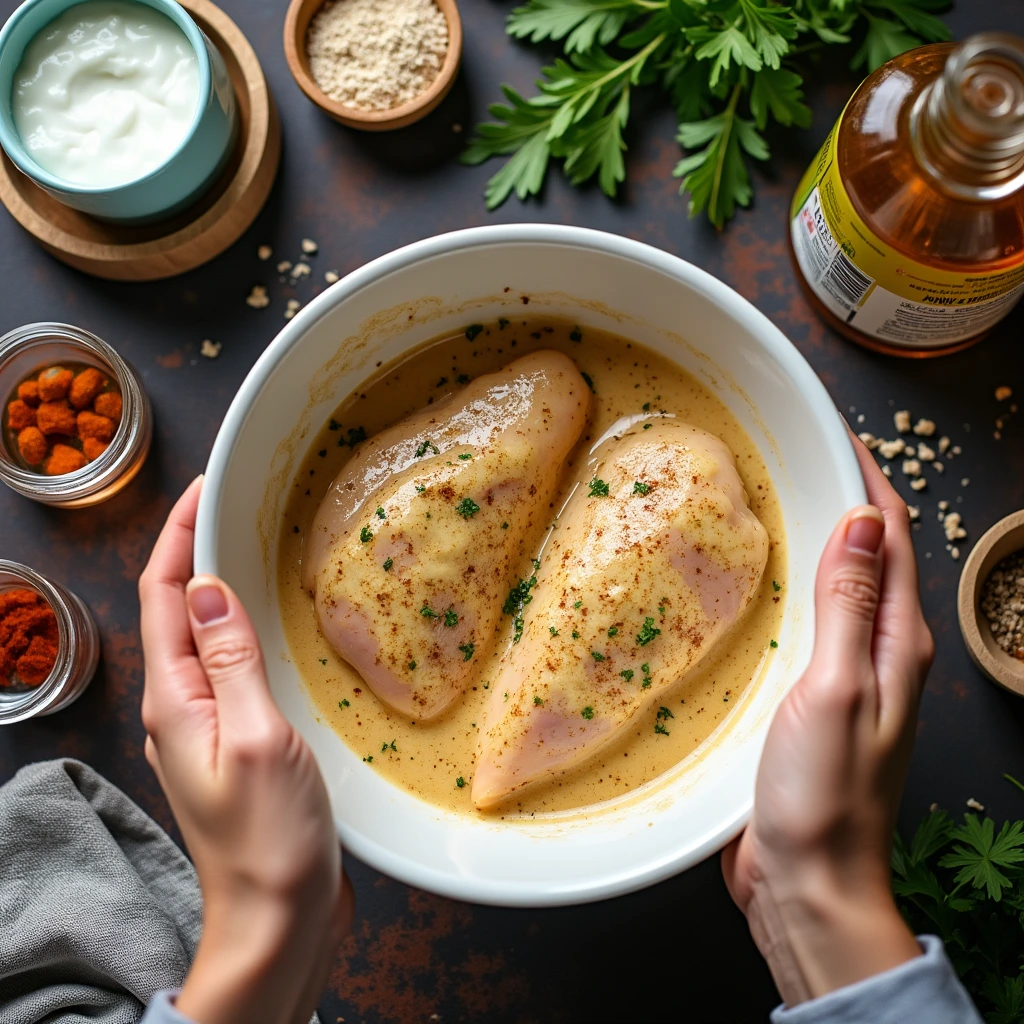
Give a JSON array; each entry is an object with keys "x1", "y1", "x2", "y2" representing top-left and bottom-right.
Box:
[
  {"x1": 893, "y1": 777, "x2": 1024, "y2": 1021},
  {"x1": 463, "y1": 0, "x2": 951, "y2": 227}
]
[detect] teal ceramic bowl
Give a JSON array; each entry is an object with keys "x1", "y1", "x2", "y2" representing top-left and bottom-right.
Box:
[{"x1": 0, "y1": 0, "x2": 237, "y2": 223}]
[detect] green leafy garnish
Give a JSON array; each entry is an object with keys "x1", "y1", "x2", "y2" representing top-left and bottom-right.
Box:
[
  {"x1": 408, "y1": 660, "x2": 416, "y2": 670},
  {"x1": 503, "y1": 572, "x2": 539, "y2": 644},
  {"x1": 892, "y1": 783, "x2": 1024, "y2": 1018},
  {"x1": 375, "y1": 506, "x2": 387, "y2": 520},
  {"x1": 457, "y1": 497, "x2": 481, "y2": 519},
  {"x1": 633, "y1": 481, "x2": 650, "y2": 495},
  {"x1": 464, "y1": 0, "x2": 951, "y2": 227},
  {"x1": 770, "y1": 639, "x2": 779, "y2": 648},
  {"x1": 588, "y1": 477, "x2": 610, "y2": 498},
  {"x1": 533, "y1": 695, "x2": 544, "y2": 705},
  {"x1": 581, "y1": 705, "x2": 595, "y2": 720},
  {"x1": 381, "y1": 739, "x2": 397, "y2": 753},
  {"x1": 773, "y1": 580, "x2": 782, "y2": 592},
  {"x1": 343, "y1": 426, "x2": 366, "y2": 449},
  {"x1": 359, "y1": 526, "x2": 373, "y2": 543},
  {"x1": 654, "y1": 721, "x2": 669, "y2": 736},
  {"x1": 459, "y1": 641, "x2": 475, "y2": 661},
  {"x1": 415, "y1": 439, "x2": 439, "y2": 458},
  {"x1": 620, "y1": 669, "x2": 634, "y2": 682},
  {"x1": 501, "y1": 521, "x2": 509, "y2": 529},
  {"x1": 657, "y1": 706, "x2": 674, "y2": 720},
  {"x1": 319, "y1": 658, "x2": 328, "y2": 665},
  {"x1": 636, "y1": 616, "x2": 661, "y2": 646},
  {"x1": 456, "y1": 776, "x2": 466, "y2": 788},
  {"x1": 550, "y1": 626, "x2": 560, "y2": 636},
  {"x1": 643, "y1": 423, "x2": 652, "y2": 429},
  {"x1": 570, "y1": 326, "x2": 582, "y2": 342},
  {"x1": 591, "y1": 650, "x2": 605, "y2": 662},
  {"x1": 574, "y1": 600, "x2": 583, "y2": 609},
  {"x1": 421, "y1": 605, "x2": 438, "y2": 619},
  {"x1": 458, "y1": 452, "x2": 473, "y2": 460},
  {"x1": 499, "y1": 317, "x2": 510, "y2": 329},
  {"x1": 465, "y1": 323, "x2": 484, "y2": 341},
  {"x1": 572, "y1": 629, "x2": 580, "y2": 639},
  {"x1": 444, "y1": 609, "x2": 459, "y2": 627},
  {"x1": 339, "y1": 698, "x2": 350, "y2": 708},
  {"x1": 383, "y1": 557, "x2": 394, "y2": 571}
]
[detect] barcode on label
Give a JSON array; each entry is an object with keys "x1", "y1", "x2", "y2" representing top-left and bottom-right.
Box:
[{"x1": 823, "y1": 250, "x2": 873, "y2": 309}]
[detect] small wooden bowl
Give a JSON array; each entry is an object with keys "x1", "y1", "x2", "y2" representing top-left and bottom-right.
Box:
[
  {"x1": 958, "y1": 509, "x2": 1024, "y2": 695},
  {"x1": 284, "y1": 0, "x2": 462, "y2": 131},
  {"x1": 0, "y1": 0, "x2": 280, "y2": 281}
]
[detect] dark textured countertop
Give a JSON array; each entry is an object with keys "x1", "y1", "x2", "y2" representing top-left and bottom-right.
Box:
[{"x1": 2, "y1": 2, "x2": 1024, "y2": 1021}]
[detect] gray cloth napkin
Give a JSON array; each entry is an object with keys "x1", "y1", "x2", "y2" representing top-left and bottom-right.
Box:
[{"x1": 0, "y1": 758, "x2": 201, "y2": 1024}]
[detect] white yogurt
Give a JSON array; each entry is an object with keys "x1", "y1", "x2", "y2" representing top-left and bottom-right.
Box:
[{"x1": 12, "y1": 2, "x2": 200, "y2": 187}]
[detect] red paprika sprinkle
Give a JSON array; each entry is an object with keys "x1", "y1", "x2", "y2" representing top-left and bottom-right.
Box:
[{"x1": 0, "y1": 588, "x2": 59, "y2": 687}]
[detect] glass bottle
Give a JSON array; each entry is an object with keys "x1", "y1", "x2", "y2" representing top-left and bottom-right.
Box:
[
  {"x1": 0, "y1": 322, "x2": 152, "y2": 505},
  {"x1": 0, "y1": 561, "x2": 99, "y2": 724},
  {"x1": 790, "y1": 33, "x2": 1024, "y2": 357}
]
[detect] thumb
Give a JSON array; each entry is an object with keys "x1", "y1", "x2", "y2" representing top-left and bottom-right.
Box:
[
  {"x1": 810, "y1": 505, "x2": 886, "y2": 668},
  {"x1": 186, "y1": 575, "x2": 277, "y2": 737}
]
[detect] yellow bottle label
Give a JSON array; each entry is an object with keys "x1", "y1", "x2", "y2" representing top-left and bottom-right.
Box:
[{"x1": 790, "y1": 118, "x2": 1024, "y2": 349}]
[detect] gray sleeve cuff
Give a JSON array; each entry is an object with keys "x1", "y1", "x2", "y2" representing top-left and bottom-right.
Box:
[
  {"x1": 141, "y1": 991, "x2": 195, "y2": 1024},
  {"x1": 770, "y1": 936, "x2": 983, "y2": 1024}
]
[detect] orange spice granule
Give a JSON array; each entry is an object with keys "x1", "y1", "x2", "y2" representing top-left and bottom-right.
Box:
[
  {"x1": 82, "y1": 437, "x2": 109, "y2": 461},
  {"x1": 17, "y1": 380, "x2": 39, "y2": 407},
  {"x1": 45, "y1": 444, "x2": 87, "y2": 475},
  {"x1": 17, "y1": 427, "x2": 47, "y2": 465},
  {"x1": 93, "y1": 391, "x2": 122, "y2": 422},
  {"x1": 36, "y1": 399, "x2": 77, "y2": 436},
  {"x1": 0, "y1": 589, "x2": 58, "y2": 686},
  {"x1": 69, "y1": 367, "x2": 105, "y2": 410},
  {"x1": 76, "y1": 410, "x2": 115, "y2": 443},
  {"x1": 6, "y1": 399, "x2": 36, "y2": 431},
  {"x1": 37, "y1": 366, "x2": 73, "y2": 402},
  {"x1": 6, "y1": 363, "x2": 122, "y2": 475}
]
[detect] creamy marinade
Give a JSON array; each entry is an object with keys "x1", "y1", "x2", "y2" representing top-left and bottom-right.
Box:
[{"x1": 278, "y1": 319, "x2": 786, "y2": 817}]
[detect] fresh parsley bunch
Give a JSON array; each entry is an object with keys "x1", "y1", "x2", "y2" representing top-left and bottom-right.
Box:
[
  {"x1": 893, "y1": 780, "x2": 1024, "y2": 1024},
  {"x1": 463, "y1": 0, "x2": 952, "y2": 227}
]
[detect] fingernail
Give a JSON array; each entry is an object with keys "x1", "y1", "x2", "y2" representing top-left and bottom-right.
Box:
[
  {"x1": 188, "y1": 580, "x2": 229, "y2": 624},
  {"x1": 846, "y1": 506, "x2": 885, "y2": 555}
]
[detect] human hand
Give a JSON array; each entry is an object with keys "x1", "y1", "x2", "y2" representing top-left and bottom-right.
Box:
[
  {"x1": 722, "y1": 436, "x2": 934, "y2": 1007},
  {"x1": 140, "y1": 477, "x2": 352, "y2": 1024}
]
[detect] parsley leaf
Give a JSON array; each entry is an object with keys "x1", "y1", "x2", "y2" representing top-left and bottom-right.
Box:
[
  {"x1": 459, "y1": 641, "x2": 475, "y2": 661},
  {"x1": 444, "y1": 609, "x2": 459, "y2": 627},
  {"x1": 636, "y1": 616, "x2": 661, "y2": 646},
  {"x1": 581, "y1": 705, "x2": 595, "y2": 719},
  {"x1": 588, "y1": 477, "x2": 610, "y2": 497},
  {"x1": 467, "y1": 0, "x2": 950, "y2": 226},
  {"x1": 457, "y1": 497, "x2": 481, "y2": 519}
]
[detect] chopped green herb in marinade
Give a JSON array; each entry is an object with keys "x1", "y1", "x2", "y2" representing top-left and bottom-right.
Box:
[
  {"x1": 654, "y1": 722, "x2": 669, "y2": 736},
  {"x1": 457, "y1": 497, "x2": 481, "y2": 519},
  {"x1": 338, "y1": 699, "x2": 350, "y2": 708},
  {"x1": 383, "y1": 557, "x2": 394, "y2": 572},
  {"x1": 591, "y1": 651, "x2": 605, "y2": 662},
  {"x1": 359, "y1": 526, "x2": 373, "y2": 543},
  {"x1": 588, "y1": 478, "x2": 609, "y2": 497},
  {"x1": 375, "y1": 506, "x2": 387, "y2": 520},
  {"x1": 458, "y1": 642, "x2": 475, "y2": 661},
  {"x1": 533, "y1": 695, "x2": 544, "y2": 706},
  {"x1": 415, "y1": 439, "x2": 439, "y2": 458},
  {"x1": 636, "y1": 617, "x2": 661, "y2": 646},
  {"x1": 465, "y1": 324, "x2": 484, "y2": 341},
  {"x1": 456, "y1": 776, "x2": 466, "y2": 788},
  {"x1": 581, "y1": 706, "x2": 595, "y2": 720},
  {"x1": 444, "y1": 609, "x2": 459, "y2": 628},
  {"x1": 633, "y1": 481, "x2": 650, "y2": 496},
  {"x1": 458, "y1": 453, "x2": 473, "y2": 461},
  {"x1": 619, "y1": 669, "x2": 634, "y2": 682}
]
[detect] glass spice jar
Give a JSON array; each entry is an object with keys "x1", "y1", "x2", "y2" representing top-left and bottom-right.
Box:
[
  {"x1": 0, "y1": 561, "x2": 99, "y2": 724},
  {"x1": 0, "y1": 322, "x2": 152, "y2": 506}
]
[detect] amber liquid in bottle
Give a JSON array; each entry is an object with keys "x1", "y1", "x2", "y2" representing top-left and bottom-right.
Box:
[{"x1": 792, "y1": 36, "x2": 1024, "y2": 357}]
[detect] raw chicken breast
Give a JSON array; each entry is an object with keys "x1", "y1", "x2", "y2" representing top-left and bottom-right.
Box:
[
  {"x1": 303, "y1": 351, "x2": 590, "y2": 720},
  {"x1": 472, "y1": 419, "x2": 769, "y2": 809}
]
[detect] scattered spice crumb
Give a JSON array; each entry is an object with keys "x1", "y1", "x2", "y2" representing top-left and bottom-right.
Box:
[
  {"x1": 907, "y1": 505, "x2": 920, "y2": 522},
  {"x1": 938, "y1": 436, "x2": 951, "y2": 454},
  {"x1": 912, "y1": 418, "x2": 935, "y2": 436},
  {"x1": 882, "y1": 465, "x2": 892, "y2": 477},
  {"x1": 961, "y1": 478, "x2": 970, "y2": 487},
  {"x1": 257, "y1": 244, "x2": 272, "y2": 261},
  {"x1": 902, "y1": 459, "x2": 921, "y2": 477},
  {"x1": 858, "y1": 432, "x2": 879, "y2": 450},
  {"x1": 246, "y1": 285, "x2": 269, "y2": 309},
  {"x1": 910, "y1": 477, "x2": 927, "y2": 491},
  {"x1": 966, "y1": 797, "x2": 985, "y2": 812},
  {"x1": 292, "y1": 262, "x2": 311, "y2": 279},
  {"x1": 878, "y1": 438, "x2": 905, "y2": 459},
  {"x1": 894, "y1": 410, "x2": 911, "y2": 433},
  {"x1": 301, "y1": 238, "x2": 319, "y2": 255},
  {"x1": 325, "y1": 270, "x2": 339, "y2": 284},
  {"x1": 285, "y1": 298, "x2": 302, "y2": 320},
  {"x1": 200, "y1": 339, "x2": 221, "y2": 359},
  {"x1": 276, "y1": 260, "x2": 292, "y2": 274},
  {"x1": 995, "y1": 386, "x2": 1013, "y2": 402}
]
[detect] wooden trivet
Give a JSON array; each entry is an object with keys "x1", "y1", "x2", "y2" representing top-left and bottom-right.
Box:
[{"x1": 0, "y1": 0, "x2": 280, "y2": 282}]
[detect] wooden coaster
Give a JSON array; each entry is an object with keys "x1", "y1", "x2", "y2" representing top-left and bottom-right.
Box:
[{"x1": 0, "y1": 0, "x2": 280, "y2": 282}]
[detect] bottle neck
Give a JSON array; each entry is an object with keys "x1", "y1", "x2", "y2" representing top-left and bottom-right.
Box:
[{"x1": 911, "y1": 33, "x2": 1024, "y2": 201}]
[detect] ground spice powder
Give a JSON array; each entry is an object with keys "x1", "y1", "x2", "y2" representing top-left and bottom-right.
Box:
[
  {"x1": 306, "y1": 0, "x2": 448, "y2": 111},
  {"x1": 0, "y1": 589, "x2": 59, "y2": 687}
]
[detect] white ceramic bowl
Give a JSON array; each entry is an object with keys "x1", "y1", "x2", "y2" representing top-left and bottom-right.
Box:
[{"x1": 194, "y1": 225, "x2": 865, "y2": 907}]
